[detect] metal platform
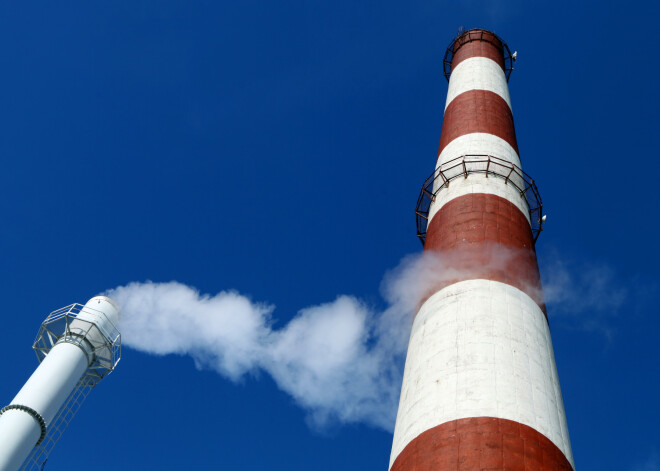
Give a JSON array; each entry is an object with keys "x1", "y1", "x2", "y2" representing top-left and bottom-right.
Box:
[
  {"x1": 415, "y1": 154, "x2": 543, "y2": 246},
  {"x1": 19, "y1": 303, "x2": 121, "y2": 470},
  {"x1": 32, "y1": 303, "x2": 121, "y2": 384},
  {"x1": 443, "y1": 28, "x2": 514, "y2": 82}
]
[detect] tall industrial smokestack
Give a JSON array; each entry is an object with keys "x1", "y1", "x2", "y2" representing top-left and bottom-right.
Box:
[
  {"x1": 0, "y1": 296, "x2": 121, "y2": 471},
  {"x1": 390, "y1": 29, "x2": 574, "y2": 469}
]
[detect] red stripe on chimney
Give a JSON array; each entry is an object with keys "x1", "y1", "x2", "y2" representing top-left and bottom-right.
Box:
[
  {"x1": 438, "y1": 90, "x2": 518, "y2": 157},
  {"x1": 391, "y1": 417, "x2": 573, "y2": 471},
  {"x1": 422, "y1": 193, "x2": 545, "y2": 313}
]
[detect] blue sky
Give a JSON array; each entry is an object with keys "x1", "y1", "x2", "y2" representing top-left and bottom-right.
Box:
[{"x1": 0, "y1": 1, "x2": 658, "y2": 469}]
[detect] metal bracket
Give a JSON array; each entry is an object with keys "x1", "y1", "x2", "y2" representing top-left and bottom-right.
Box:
[{"x1": 0, "y1": 404, "x2": 47, "y2": 445}]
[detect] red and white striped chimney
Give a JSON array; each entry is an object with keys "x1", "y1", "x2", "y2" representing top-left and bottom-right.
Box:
[{"x1": 389, "y1": 29, "x2": 574, "y2": 470}]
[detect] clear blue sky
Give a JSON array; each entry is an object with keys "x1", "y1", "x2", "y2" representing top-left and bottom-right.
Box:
[{"x1": 0, "y1": 1, "x2": 658, "y2": 470}]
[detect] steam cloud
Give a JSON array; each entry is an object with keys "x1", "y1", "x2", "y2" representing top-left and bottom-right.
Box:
[
  {"x1": 106, "y1": 244, "x2": 625, "y2": 431},
  {"x1": 106, "y1": 253, "x2": 426, "y2": 431},
  {"x1": 632, "y1": 451, "x2": 660, "y2": 471},
  {"x1": 541, "y1": 259, "x2": 626, "y2": 315},
  {"x1": 538, "y1": 252, "x2": 628, "y2": 337}
]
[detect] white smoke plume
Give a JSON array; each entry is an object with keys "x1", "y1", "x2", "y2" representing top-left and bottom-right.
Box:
[
  {"x1": 106, "y1": 244, "x2": 626, "y2": 431},
  {"x1": 538, "y1": 251, "x2": 629, "y2": 337},
  {"x1": 108, "y1": 282, "x2": 409, "y2": 431},
  {"x1": 541, "y1": 259, "x2": 626, "y2": 315},
  {"x1": 632, "y1": 451, "x2": 660, "y2": 471}
]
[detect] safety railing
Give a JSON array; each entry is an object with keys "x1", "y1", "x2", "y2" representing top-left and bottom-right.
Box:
[
  {"x1": 33, "y1": 303, "x2": 121, "y2": 384},
  {"x1": 443, "y1": 28, "x2": 514, "y2": 81},
  {"x1": 415, "y1": 154, "x2": 543, "y2": 245}
]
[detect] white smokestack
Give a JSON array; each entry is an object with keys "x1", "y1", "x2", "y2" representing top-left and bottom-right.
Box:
[{"x1": 0, "y1": 297, "x2": 121, "y2": 471}]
